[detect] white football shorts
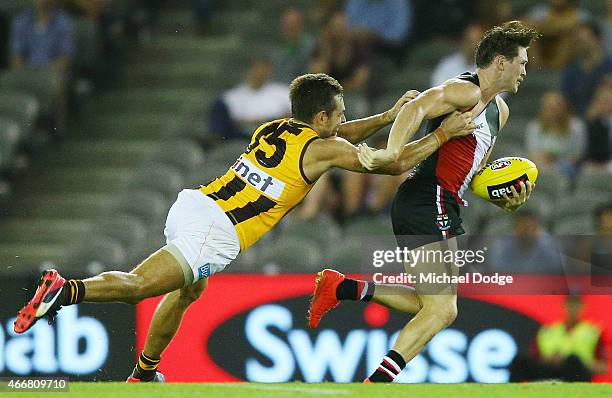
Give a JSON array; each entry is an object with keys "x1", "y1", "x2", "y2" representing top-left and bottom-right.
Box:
[{"x1": 163, "y1": 189, "x2": 240, "y2": 285}]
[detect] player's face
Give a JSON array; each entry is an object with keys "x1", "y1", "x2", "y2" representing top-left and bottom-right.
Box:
[
  {"x1": 322, "y1": 95, "x2": 346, "y2": 137},
  {"x1": 505, "y1": 47, "x2": 528, "y2": 94}
]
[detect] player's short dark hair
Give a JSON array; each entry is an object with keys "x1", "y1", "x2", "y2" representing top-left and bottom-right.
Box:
[
  {"x1": 289, "y1": 73, "x2": 343, "y2": 123},
  {"x1": 475, "y1": 21, "x2": 540, "y2": 68}
]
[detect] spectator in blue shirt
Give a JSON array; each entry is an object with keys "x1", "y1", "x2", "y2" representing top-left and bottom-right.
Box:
[
  {"x1": 488, "y1": 210, "x2": 563, "y2": 274},
  {"x1": 10, "y1": 0, "x2": 75, "y2": 74},
  {"x1": 562, "y1": 21, "x2": 612, "y2": 116},
  {"x1": 346, "y1": 0, "x2": 411, "y2": 45},
  {"x1": 345, "y1": 0, "x2": 411, "y2": 62}
]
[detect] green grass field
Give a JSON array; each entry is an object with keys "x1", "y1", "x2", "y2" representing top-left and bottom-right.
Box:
[{"x1": 10, "y1": 382, "x2": 612, "y2": 398}]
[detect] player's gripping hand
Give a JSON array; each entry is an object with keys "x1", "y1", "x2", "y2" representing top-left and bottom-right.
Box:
[
  {"x1": 357, "y1": 145, "x2": 395, "y2": 171},
  {"x1": 500, "y1": 180, "x2": 535, "y2": 212},
  {"x1": 385, "y1": 90, "x2": 421, "y2": 122},
  {"x1": 440, "y1": 111, "x2": 476, "y2": 140}
]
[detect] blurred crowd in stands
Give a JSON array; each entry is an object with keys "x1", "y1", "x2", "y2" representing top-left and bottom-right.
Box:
[
  {"x1": 0, "y1": 0, "x2": 165, "y2": 191},
  {"x1": 1, "y1": 0, "x2": 611, "y2": 256},
  {"x1": 203, "y1": 0, "x2": 612, "y2": 228}
]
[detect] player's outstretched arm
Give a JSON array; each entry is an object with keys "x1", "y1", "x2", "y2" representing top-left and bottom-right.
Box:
[
  {"x1": 337, "y1": 90, "x2": 420, "y2": 144},
  {"x1": 358, "y1": 80, "x2": 481, "y2": 170},
  {"x1": 382, "y1": 111, "x2": 476, "y2": 172},
  {"x1": 301, "y1": 111, "x2": 475, "y2": 181}
]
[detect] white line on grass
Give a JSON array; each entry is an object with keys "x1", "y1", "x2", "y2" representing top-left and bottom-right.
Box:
[{"x1": 215, "y1": 384, "x2": 351, "y2": 395}]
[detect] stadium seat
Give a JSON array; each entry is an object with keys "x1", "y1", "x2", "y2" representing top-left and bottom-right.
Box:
[
  {"x1": 370, "y1": 57, "x2": 398, "y2": 82},
  {"x1": 131, "y1": 165, "x2": 184, "y2": 202},
  {"x1": 555, "y1": 192, "x2": 611, "y2": 221},
  {"x1": 481, "y1": 212, "x2": 514, "y2": 235},
  {"x1": 87, "y1": 88, "x2": 206, "y2": 115},
  {"x1": 506, "y1": 95, "x2": 540, "y2": 119},
  {"x1": 508, "y1": 0, "x2": 541, "y2": 16},
  {"x1": 516, "y1": 193, "x2": 554, "y2": 225},
  {"x1": 229, "y1": 246, "x2": 260, "y2": 272},
  {"x1": 148, "y1": 139, "x2": 205, "y2": 175},
  {"x1": 132, "y1": 35, "x2": 241, "y2": 64},
  {"x1": 182, "y1": 91, "x2": 217, "y2": 119},
  {"x1": 258, "y1": 237, "x2": 323, "y2": 271},
  {"x1": 187, "y1": 161, "x2": 228, "y2": 187},
  {"x1": 156, "y1": 8, "x2": 194, "y2": 33},
  {"x1": 64, "y1": 236, "x2": 128, "y2": 273},
  {"x1": 74, "y1": 17, "x2": 99, "y2": 73},
  {"x1": 534, "y1": 170, "x2": 570, "y2": 200},
  {"x1": 575, "y1": 172, "x2": 612, "y2": 196},
  {"x1": 342, "y1": 93, "x2": 370, "y2": 120},
  {"x1": 123, "y1": 62, "x2": 236, "y2": 90},
  {"x1": 171, "y1": 116, "x2": 217, "y2": 142},
  {"x1": 0, "y1": 91, "x2": 39, "y2": 142},
  {"x1": 256, "y1": 0, "x2": 313, "y2": 15},
  {"x1": 518, "y1": 69, "x2": 561, "y2": 95},
  {"x1": 36, "y1": 140, "x2": 161, "y2": 167},
  {"x1": 206, "y1": 140, "x2": 250, "y2": 166},
  {"x1": 582, "y1": 0, "x2": 606, "y2": 14},
  {"x1": 500, "y1": 116, "x2": 530, "y2": 147},
  {"x1": 0, "y1": 118, "x2": 21, "y2": 170},
  {"x1": 463, "y1": 190, "x2": 497, "y2": 223},
  {"x1": 92, "y1": 214, "x2": 148, "y2": 259},
  {"x1": 344, "y1": 215, "x2": 394, "y2": 237},
  {"x1": 460, "y1": 195, "x2": 487, "y2": 234},
  {"x1": 281, "y1": 215, "x2": 343, "y2": 246},
  {"x1": 209, "y1": 11, "x2": 261, "y2": 36},
  {"x1": 0, "y1": 242, "x2": 68, "y2": 273},
  {"x1": 409, "y1": 40, "x2": 456, "y2": 68},
  {"x1": 325, "y1": 238, "x2": 369, "y2": 269},
  {"x1": 11, "y1": 193, "x2": 115, "y2": 220},
  {"x1": 0, "y1": 0, "x2": 34, "y2": 17},
  {"x1": 22, "y1": 166, "x2": 133, "y2": 194},
  {"x1": 553, "y1": 217, "x2": 596, "y2": 235},
  {"x1": 490, "y1": 140, "x2": 526, "y2": 159},
  {"x1": 0, "y1": 68, "x2": 62, "y2": 118},
  {"x1": 371, "y1": 94, "x2": 401, "y2": 115},
  {"x1": 80, "y1": 113, "x2": 173, "y2": 140},
  {"x1": 111, "y1": 190, "x2": 169, "y2": 226},
  {"x1": 0, "y1": 218, "x2": 93, "y2": 244},
  {"x1": 385, "y1": 66, "x2": 432, "y2": 92},
  {"x1": 459, "y1": 213, "x2": 480, "y2": 234},
  {"x1": 144, "y1": 230, "x2": 166, "y2": 254},
  {"x1": 480, "y1": 194, "x2": 555, "y2": 234}
]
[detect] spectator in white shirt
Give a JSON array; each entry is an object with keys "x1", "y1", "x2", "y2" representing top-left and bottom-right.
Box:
[
  {"x1": 209, "y1": 57, "x2": 291, "y2": 139},
  {"x1": 431, "y1": 24, "x2": 483, "y2": 86},
  {"x1": 526, "y1": 91, "x2": 587, "y2": 178}
]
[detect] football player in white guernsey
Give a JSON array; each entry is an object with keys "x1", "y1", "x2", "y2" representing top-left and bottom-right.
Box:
[{"x1": 308, "y1": 21, "x2": 540, "y2": 383}]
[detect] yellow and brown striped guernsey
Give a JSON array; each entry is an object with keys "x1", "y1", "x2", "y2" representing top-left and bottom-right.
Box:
[{"x1": 200, "y1": 118, "x2": 320, "y2": 251}]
